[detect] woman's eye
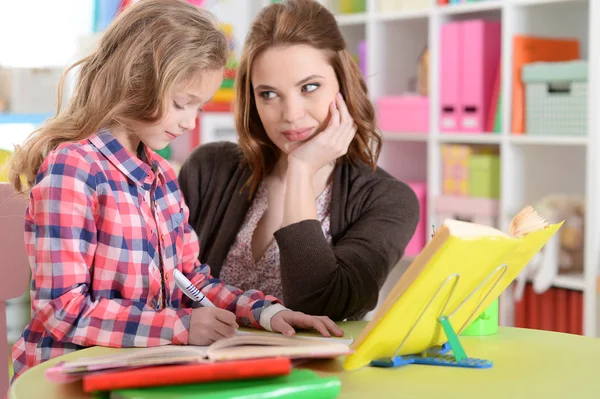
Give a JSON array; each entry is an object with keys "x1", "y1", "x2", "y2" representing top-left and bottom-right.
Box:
[
  {"x1": 173, "y1": 101, "x2": 185, "y2": 110},
  {"x1": 302, "y1": 83, "x2": 319, "y2": 93},
  {"x1": 259, "y1": 91, "x2": 276, "y2": 100}
]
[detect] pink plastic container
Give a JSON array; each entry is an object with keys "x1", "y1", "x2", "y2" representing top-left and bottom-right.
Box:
[
  {"x1": 405, "y1": 181, "x2": 427, "y2": 257},
  {"x1": 459, "y1": 20, "x2": 501, "y2": 133},
  {"x1": 440, "y1": 21, "x2": 461, "y2": 131},
  {"x1": 439, "y1": 19, "x2": 501, "y2": 133},
  {"x1": 377, "y1": 95, "x2": 429, "y2": 133},
  {"x1": 358, "y1": 40, "x2": 367, "y2": 78}
]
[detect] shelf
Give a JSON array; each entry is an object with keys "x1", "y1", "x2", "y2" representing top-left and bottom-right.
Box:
[
  {"x1": 382, "y1": 132, "x2": 429, "y2": 142},
  {"x1": 525, "y1": 273, "x2": 585, "y2": 291},
  {"x1": 382, "y1": 132, "x2": 506, "y2": 144},
  {"x1": 376, "y1": 9, "x2": 430, "y2": 22},
  {"x1": 438, "y1": 133, "x2": 503, "y2": 144},
  {"x1": 437, "y1": 0, "x2": 503, "y2": 15},
  {"x1": 509, "y1": 135, "x2": 588, "y2": 146},
  {"x1": 336, "y1": 12, "x2": 368, "y2": 26},
  {"x1": 511, "y1": 0, "x2": 585, "y2": 6},
  {"x1": 553, "y1": 273, "x2": 586, "y2": 291}
]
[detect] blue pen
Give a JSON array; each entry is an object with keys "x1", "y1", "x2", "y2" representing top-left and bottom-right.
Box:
[{"x1": 173, "y1": 269, "x2": 215, "y2": 307}]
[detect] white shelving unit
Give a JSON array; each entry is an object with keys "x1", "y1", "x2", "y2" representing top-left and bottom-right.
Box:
[
  {"x1": 310, "y1": 0, "x2": 599, "y2": 336},
  {"x1": 70, "y1": 0, "x2": 599, "y2": 336}
]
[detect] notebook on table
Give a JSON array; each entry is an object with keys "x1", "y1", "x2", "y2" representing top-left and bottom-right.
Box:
[
  {"x1": 108, "y1": 369, "x2": 342, "y2": 399},
  {"x1": 81, "y1": 357, "x2": 292, "y2": 392},
  {"x1": 46, "y1": 330, "x2": 353, "y2": 383}
]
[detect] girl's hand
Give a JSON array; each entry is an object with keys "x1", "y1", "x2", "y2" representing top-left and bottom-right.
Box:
[
  {"x1": 270, "y1": 310, "x2": 344, "y2": 338},
  {"x1": 188, "y1": 307, "x2": 239, "y2": 345},
  {"x1": 288, "y1": 93, "x2": 357, "y2": 176}
]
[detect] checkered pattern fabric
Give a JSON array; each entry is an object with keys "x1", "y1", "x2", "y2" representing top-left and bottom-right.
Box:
[
  {"x1": 525, "y1": 81, "x2": 587, "y2": 136},
  {"x1": 11, "y1": 130, "x2": 280, "y2": 380}
]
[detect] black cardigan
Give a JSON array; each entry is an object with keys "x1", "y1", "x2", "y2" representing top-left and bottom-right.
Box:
[{"x1": 178, "y1": 141, "x2": 420, "y2": 320}]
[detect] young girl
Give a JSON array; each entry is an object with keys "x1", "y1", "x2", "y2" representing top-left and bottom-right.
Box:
[
  {"x1": 178, "y1": 0, "x2": 420, "y2": 321},
  {"x1": 8, "y1": 0, "x2": 342, "y2": 381}
]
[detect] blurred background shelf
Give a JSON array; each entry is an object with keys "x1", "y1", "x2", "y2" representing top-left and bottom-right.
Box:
[{"x1": 314, "y1": 0, "x2": 599, "y2": 338}]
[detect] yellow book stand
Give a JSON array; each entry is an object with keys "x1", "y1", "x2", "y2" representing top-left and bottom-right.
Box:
[{"x1": 343, "y1": 215, "x2": 562, "y2": 371}]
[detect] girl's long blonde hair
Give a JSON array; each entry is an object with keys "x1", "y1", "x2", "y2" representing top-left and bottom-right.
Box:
[
  {"x1": 9, "y1": 0, "x2": 228, "y2": 193},
  {"x1": 235, "y1": 0, "x2": 382, "y2": 196}
]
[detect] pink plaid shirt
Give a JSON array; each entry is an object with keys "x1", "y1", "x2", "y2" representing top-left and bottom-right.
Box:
[{"x1": 11, "y1": 130, "x2": 282, "y2": 380}]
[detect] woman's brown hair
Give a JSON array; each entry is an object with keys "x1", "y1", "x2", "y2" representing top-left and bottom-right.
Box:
[
  {"x1": 8, "y1": 0, "x2": 228, "y2": 193},
  {"x1": 235, "y1": 0, "x2": 382, "y2": 196}
]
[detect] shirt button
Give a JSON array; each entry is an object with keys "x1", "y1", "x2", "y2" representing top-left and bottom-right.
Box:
[
  {"x1": 161, "y1": 234, "x2": 165, "y2": 241},
  {"x1": 154, "y1": 201, "x2": 158, "y2": 207}
]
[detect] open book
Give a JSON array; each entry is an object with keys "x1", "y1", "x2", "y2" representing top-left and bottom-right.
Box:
[
  {"x1": 46, "y1": 331, "x2": 353, "y2": 382},
  {"x1": 343, "y1": 205, "x2": 562, "y2": 371},
  {"x1": 440, "y1": 205, "x2": 551, "y2": 239}
]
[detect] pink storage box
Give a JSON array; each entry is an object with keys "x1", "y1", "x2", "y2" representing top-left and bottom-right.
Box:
[
  {"x1": 405, "y1": 181, "x2": 427, "y2": 257},
  {"x1": 439, "y1": 19, "x2": 501, "y2": 133},
  {"x1": 377, "y1": 95, "x2": 429, "y2": 133}
]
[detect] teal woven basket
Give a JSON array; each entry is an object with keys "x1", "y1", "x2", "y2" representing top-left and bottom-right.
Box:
[{"x1": 522, "y1": 60, "x2": 588, "y2": 136}]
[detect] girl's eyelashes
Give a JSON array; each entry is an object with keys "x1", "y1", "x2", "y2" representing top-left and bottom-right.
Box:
[
  {"x1": 174, "y1": 100, "x2": 204, "y2": 113},
  {"x1": 259, "y1": 91, "x2": 276, "y2": 100}
]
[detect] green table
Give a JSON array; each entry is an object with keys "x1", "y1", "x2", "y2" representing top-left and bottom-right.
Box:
[{"x1": 8, "y1": 321, "x2": 600, "y2": 398}]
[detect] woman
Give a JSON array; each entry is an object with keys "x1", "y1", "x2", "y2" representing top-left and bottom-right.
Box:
[{"x1": 178, "y1": 0, "x2": 420, "y2": 321}]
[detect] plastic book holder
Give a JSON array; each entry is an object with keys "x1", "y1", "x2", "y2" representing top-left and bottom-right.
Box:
[{"x1": 370, "y1": 264, "x2": 509, "y2": 370}]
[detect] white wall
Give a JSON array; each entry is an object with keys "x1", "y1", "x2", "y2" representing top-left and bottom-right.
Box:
[
  {"x1": 0, "y1": 0, "x2": 261, "y2": 68},
  {"x1": 203, "y1": 0, "x2": 262, "y2": 56},
  {"x1": 0, "y1": 0, "x2": 94, "y2": 68}
]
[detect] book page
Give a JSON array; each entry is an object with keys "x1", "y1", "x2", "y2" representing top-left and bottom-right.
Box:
[
  {"x1": 206, "y1": 333, "x2": 352, "y2": 361},
  {"x1": 508, "y1": 205, "x2": 549, "y2": 237},
  {"x1": 443, "y1": 219, "x2": 511, "y2": 239},
  {"x1": 209, "y1": 333, "x2": 346, "y2": 351},
  {"x1": 58, "y1": 345, "x2": 209, "y2": 373},
  {"x1": 207, "y1": 341, "x2": 352, "y2": 362},
  {"x1": 235, "y1": 330, "x2": 354, "y2": 346},
  {"x1": 441, "y1": 206, "x2": 549, "y2": 240}
]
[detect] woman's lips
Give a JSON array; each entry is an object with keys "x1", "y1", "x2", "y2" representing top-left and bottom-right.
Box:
[{"x1": 281, "y1": 127, "x2": 313, "y2": 142}]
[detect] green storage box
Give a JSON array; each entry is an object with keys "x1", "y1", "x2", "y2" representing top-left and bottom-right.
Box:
[
  {"x1": 468, "y1": 154, "x2": 500, "y2": 199},
  {"x1": 109, "y1": 369, "x2": 341, "y2": 399},
  {"x1": 339, "y1": 0, "x2": 366, "y2": 13},
  {"x1": 461, "y1": 299, "x2": 499, "y2": 336},
  {"x1": 522, "y1": 60, "x2": 588, "y2": 136}
]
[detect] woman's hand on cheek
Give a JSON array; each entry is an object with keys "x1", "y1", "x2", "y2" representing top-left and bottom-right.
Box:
[
  {"x1": 270, "y1": 310, "x2": 344, "y2": 338},
  {"x1": 288, "y1": 92, "x2": 357, "y2": 176}
]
